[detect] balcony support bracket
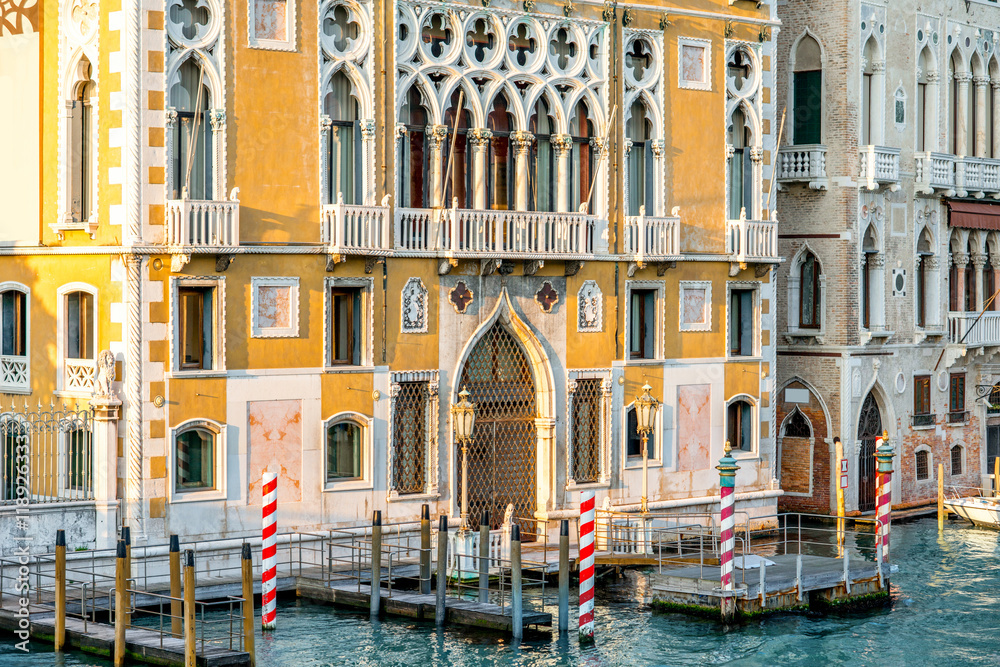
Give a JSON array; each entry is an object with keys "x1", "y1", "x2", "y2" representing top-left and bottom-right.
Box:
[
  {"x1": 215, "y1": 254, "x2": 234, "y2": 273},
  {"x1": 523, "y1": 259, "x2": 544, "y2": 276},
  {"x1": 481, "y1": 259, "x2": 502, "y2": 276},
  {"x1": 754, "y1": 263, "x2": 771, "y2": 278},
  {"x1": 564, "y1": 260, "x2": 584, "y2": 277},
  {"x1": 655, "y1": 261, "x2": 676, "y2": 277},
  {"x1": 326, "y1": 253, "x2": 346, "y2": 272},
  {"x1": 729, "y1": 261, "x2": 746, "y2": 278},
  {"x1": 364, "y1": 257, "x2": 383, "y2": 274},
  {"x1": 438, "y1": 260, "x2": 454, "y2": 276},
  {"x1": 170, "y1": 252, "x2": 191, "y2": 273},
  {"x1": 627, "y1": 261, "x2": 645, "y2": 277}
]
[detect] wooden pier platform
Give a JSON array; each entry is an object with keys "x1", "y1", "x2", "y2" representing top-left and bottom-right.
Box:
[
  {"x1": 297, "y1": 579, "x2": 552, "y2": 631},
  {"x1": 0, "y1": 606, "x2": 250, "y2": 666}
]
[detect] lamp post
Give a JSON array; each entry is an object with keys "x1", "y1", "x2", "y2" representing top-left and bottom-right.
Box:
[
  {"x1": 452, "y1": 387, "x2": 476, "y2": 532},
  {"x1": 635, "y1": 383, "x2": 659, "y2": 513}
]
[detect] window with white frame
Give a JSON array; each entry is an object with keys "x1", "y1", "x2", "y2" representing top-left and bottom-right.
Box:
[
  {"x1": 625, "y1": 402, "x2": 657, "y2": 461},
  {"x1": 726, "y1": 397, "x2": 755, "y2": 452},
  {"x1": 251, "y1": 277, "x2": 299, "y2": 338},
  {"x1": 391, "y1": 381, "x2": 430, "y2": 494},
  {"x1": 788, "y1": 249, "x2": 823, "y2": 332},
  {"x1": 626, "y1": 281, "x2": 662, "y2": 360},
  {"x1": 68, "y1": 58, "x2": 98, "y2": 227},
  {"x1": 679, "y1": 281, "x2": 711, "y2": 332},
  {"x1": 58, "y1": 284, "x2": 97, "y2": 395},
  {"x1": 248, "y1": 0, "x2": 296, "y2": 51},
  {"x1": 569, "y1": 376, "x2": 609, "y2": 485},
  {"x1": 323, "y1": 71, "x2": 362, "y2": 205},
  {"x1": 915, "y1": 448, "x2": 930, "y2": 481},
  {"x1": 727, "y1": 283, "x2": 759, "y2": 357},
  {"x1": 173, "y1": 420, "x2": 222, "y2": 493},
  {"x1": 0, "y1": 284, "x2": 29, "y2": 392},
  {"x1": 626, "y1": 99, "x2": 654, "y2": 216},
  {"x1": 678, "y1": 37, "x2": 710, "y2": 91},
  {"x1": 171, "y1": 277, "x2": 225, "y2": 373},
  {"x1": 325, "y1": 413, "x2": 369, "y2": 484},
  {"x1": 950, "y1": 444, "x2": 963, "y2": 476},
  {"x1": 325, "y1": 277, "x2": 373, "y2": 367}
]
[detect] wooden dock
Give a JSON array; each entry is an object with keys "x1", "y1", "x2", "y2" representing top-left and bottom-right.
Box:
[{"x1": 297, "y1": 580, "x2": 552, "y2": 631}]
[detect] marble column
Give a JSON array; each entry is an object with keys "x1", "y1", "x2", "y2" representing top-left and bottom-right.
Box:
[
  {"x1": 975, "y1": 76, "x2": 990, "y2": 158},
  {"x1": 956, "y1": 72, "x2": 973, "y2": 156},
  {"x1": 973, "y1": 252, "x2": 988, "y2": 312},
  {"x1": 552, "y1": 134, "x2": 573, "y2": 213},
  {"x1": 511, "y1": 130, "x2": 534, "y2": 212},
  {"x1": 953, "y1": 251, "x2": 969, "y2": 313},
  {"x1": 468, "y1": 129, "x2": 492, "y2": 210},
  {"x1": 426, "y1": 124, "x2": 449, "y2": 208}
]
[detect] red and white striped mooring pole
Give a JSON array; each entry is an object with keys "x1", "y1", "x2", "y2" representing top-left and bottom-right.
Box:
[
  {"x1": 874, "y1": 431, "x2": 895, "y2": 563},
  {"x1": 717, "y1": 442, "x2": 739, "y2": 622},
  {"x1": 578, "y1": 490, "x2": 596, "y2": 641},
  {"x1": 261, "y1": 472, "x2": 278, "y2": 630}
]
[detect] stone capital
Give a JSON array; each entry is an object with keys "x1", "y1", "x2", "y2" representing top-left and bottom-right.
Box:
[
  {"x1": 511, "y1": 130, "x2": 534, "y2": 154},
  {"x1": 426, "y1": 124, "x2": 449, "y2": 150},
  {"x1": 954, "y1": 72, "x2": 974, "y2": 85},
  {"x1": 395, "y1": 122, "x2": 407, "y2": 140},
  {"x1": 551, "y1": 133, "x2": 573, "y2": 156},
  {"x1": 972, "y1": 252, "x2": 989, "y2": 268},
  {"x1": 923, "y1": 255, "x2": 941, "y2": 270},
  {"x1": 320, "y1": 114, "x2": 333, "y2": 132},
  {"x1": 871, "y1": 60, "x2": 885, "y2": 74},
  {"x1": 209, "y1": 109, "x2": 226, "y2": 133},
  {"x1": 974, "y1": 75, "x2": 991, "y2": 88},
  {"x1": 360, "y1": 118, "x2": 376, "y2": 139},
  {"x1": 165, "y1": 108, "x2": 178, "y2": 129},
  {"x1": 868, "y1": 253, "x2": 885, "y2": 268},
  {"x1": 468, "y1": 128, "x2": 493, "y2": 149},
  {"x1": 952, "y1": 251, "x2": 970, "y2": 268}
]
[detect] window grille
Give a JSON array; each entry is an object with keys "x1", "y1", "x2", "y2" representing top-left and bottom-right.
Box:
[
  {"x1": 783, "y1": 411, "x2": 811, "y2": 438},
  {"x1": 951, "y1": 445, "x2": 963, "y2": 476},
  {"x1": 392, "y1": 381, "x2": 428, "y2": 494},
  {"x1": 571, "y1": 379, "x2": 602, "y2": 483},
  {"x1": 915, "y1": 450, "x2": 929, "y2": 481}
]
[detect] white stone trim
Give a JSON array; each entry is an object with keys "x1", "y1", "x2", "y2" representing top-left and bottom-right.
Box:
[
  {"x1": 321, "y1": 411, "x2": 373, "y2": 490},
  {"x1": 55, "y1": 282, "x2": 99, "y2": 397},
  {"x1": 247, "y1": 0, "x2": 297, "y2": 52},
  {"x1": 677, "y1": 36, "x2": 712, "y2": 91},
  {"x1": 169, "y1": 276, "x2": 227, "y2": 374},
  {"x1": 678, "y1": 280, "x2": 712, "y2": 332},
  {"x1": 0, "y1": 282, "x2": 31, "y2": 394},
  {"x1": 577, "y1": 280, "x2": 603, "y2": 332},
  {"x1": 401, "y1": 277, "x2": 428, "y2": 334},
  {"x1": 168, "y1": 418, "x2": 227, "y2": 502},
  {"x1": 566, "y1": 370, "x2": 612, "y2": 488},
  {"x1": 725, "y1": 393, "x2": 760, "y2": 458},
  {"x1": 323, "y1": 276, "x2": 375, "y2": 368},
  {"x1": 250, "y1": 276, "x2": 300, "y2": 338},
  {"x1": 624, "y1": 280, "x2": 665, "y2": 360},
  {"x1": 387, "y1": 370, "x2": 440, "y2": 498},
  {"x1": 725, "y1": 280, "x2": 762, "y2": 360}
]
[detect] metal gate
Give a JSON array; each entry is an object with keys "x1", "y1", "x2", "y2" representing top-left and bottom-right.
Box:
[
  {"x1": 0, "y1": 401, "x2": 94, "y2": 504},
  {"x1": 856, "y1": 392, "x2": 881, "y2": 513},
  {"x1": 458, "y1": 324, "x2": 537, "y2": 539}
]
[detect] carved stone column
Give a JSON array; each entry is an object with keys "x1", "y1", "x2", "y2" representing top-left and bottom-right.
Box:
[
  {"x1": 210, "y1": 109, "x2": 226, "y2": 200},
  {"x1": 973, "y1": 252, "x2": 988, "y2": 312},
  {"x1": 953, "y1": 251, "x2": 970, "y2": 314},
  {"x1": 124, "y1": 255, "x2": 144, "y2": 539},
  {"x1": 651, "y1": 139, "x2": 665, "y2": 217},
  {"x1": 426, "y1": 124, "x2": 449, "y2": 208},
  {"x1": 511, "y1": 130, "x2": 534, "y2": 212},
  {"x1": 588, "y1": 136, "x2": 608, "y2": 217},
  {"x1": 468, "y1": 129, "x2": 492, "y2": 210},
  {"x1": 92, "y1": 393, "x2": 122, "y2": 551},
  {"x1": 165, "y1": 109, "x2": 178, "y2": 198},
  {"x1": 750, "y1": 146, "x2": 764, "y2": 220},
  {"x1": 925, "y1": 255, "x2": 942, "y2": 327},
  {"x1": 956, "y1": 72, "x2": 973, "y2": 156},
  {"x1": 926, "y1": 72, "x2": 941, "y2": 153},
  {"x1": 394, "y1": 123, "x2": 407, "y2": 204},
  {"x1": 975, "y1": 76, "x2": 990, "y2": 158},
  {"x1": 600, "y1": 377, "x2": 613, "y2": 484},
  {"x1": 427, "y1": 379, "x2": 440, "y2": 495},
  {"x1": 360, "y1": 119, "x2": 376, "y2": 205},
  {"x1": 534, "y1": 417, "x2": 557, "y2": 515},
  {"x1": 869, "y1": 61, "x2": 886, "y2": 145},
  {"x1": 869, "y1": 253, "x2": 886, "y2": 328},
  {"x1": 552, "y1": 134, "x2": 573, "y2": 213},
  {"x1": 993, "y1": 82, "x2": 1000, "y2": 159}
]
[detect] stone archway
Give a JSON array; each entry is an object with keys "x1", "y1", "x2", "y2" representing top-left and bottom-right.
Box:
[{"x1": 856, "y1": 391, "x2": 882, "y2": 512}]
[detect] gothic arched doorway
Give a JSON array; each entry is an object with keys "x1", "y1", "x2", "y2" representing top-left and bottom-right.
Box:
[
  {"x1": 458, "y1": 322, "x2": 537, "y2": 538},
  {"x1": 856, "y1": 391, "x2": 882, "y2": 512}
]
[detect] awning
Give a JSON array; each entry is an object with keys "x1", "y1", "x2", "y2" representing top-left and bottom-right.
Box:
[{"x1": 947, "y1": 200, "x2": 1000, "y2": 230}]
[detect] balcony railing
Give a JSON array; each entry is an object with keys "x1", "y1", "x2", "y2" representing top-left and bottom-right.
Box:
[
  {"x1": 957, "y1": 156, "x2": 1000, "y2": 197},
  {"x1": 165, "y1": 188, "x2": 240, "y2": 247},
  {"x1": 859, "y1": 145, "x2": 900, "y2": 190},
  {"x1": 914, "y1": 152, "x2": 956, "y2": 192},
  {"x1": 0, "y1": 355, "x2": 28, "y2": 393},
  {"x1": 912, "y1": 413, "x2": 935, "y2": 428},
  {"x1": 948, "y1": 311, "x2": 1000, "y2": 346},
  {"x1": 624, "y1": 207, "x2": 681, "y2": 261},
  {"x1": 777, "y1": 144, "x2": 827, "y2": 189},
  {"x1": 726, "y1": 211, "x2": 779, "y2": 263},
  {"x1": 394, "y1": 206, "x2": 598, "y2": 258},
  {"x1": 63, "y1": 359, "x2": 95, "y2": 394},
  {"x1": 948, "y1": 410, "x2": 969, "y2": 424},
  {"x1": 321, "y1": 196, "x2": 392, "y2": 255}
]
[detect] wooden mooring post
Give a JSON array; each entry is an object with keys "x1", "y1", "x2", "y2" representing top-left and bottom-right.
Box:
[
  {"x1": 170, "y1": 535, "x2": 182, "y2": 636},
  {"x1": 994, "y1": 456, "x2": 999, "y2": 497},
  {"x1": 938, "y1": 463, "x2": 945, "y2": 531},
  {"x1": 184, "y1": 549, "x2": 196, "y2": 667},
  {"x1": 54, "y1": 529, "x2": 66, "y2": 651},
  {"x1": 114, "y1": 540, "x2": 126, "y2": 667},
  {"x1": 511, "y1": 525, "x2": 522, "y2": 640},
  {"x1": 241, "y1": 543, "x2": 256, "y2": 667},
  {"x1": 436, "y1": 515, "x2": 447, "y2": 626},
  {"x1": 123, "y1": 526, "x2": 132, "y2": 627},
  {"x1": 371, "y1": 511, "x2": 382, "y2": 618},
  {"x1": 558, "y1": 519, "x2": 569, "y2": 633},
  {"x1": 420, "y1": 505, "x2": 431, "y2": 595},
  {"x1": 478, "y1": 511, "x2": 490, "y2": 604}
]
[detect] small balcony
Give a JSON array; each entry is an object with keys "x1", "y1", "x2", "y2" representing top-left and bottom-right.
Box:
[
  {"x1": 956, "y1": 156, "x2": 1000, "y2": 198},
  {"x1": 63, "y1": 359, "x2": 95, "y2": 395},
  {"x1": 776, "y1": 144, "x2": 827, "y2": 190},
  {"x1": 914, "y1": 152, "x2": 956, "y2": 194},
  {"x1": 165, "y1": 188, "x2": 240, "y2": 248},
  {"x1": 726, "y1": 211, "x2": 779, "y2": 263},
  {"x1": 948, "y1": 311, "x2": 1000, "y2": 347},
  {"x1": 623, "y1": 207, "x2": 681, "y2": 263},
  {"x1": 394, "y1": 207, "x2": 600, "y2": 259},
  {"x1": 0, "y1": 355, "x2": 29, "y2": 393},
  {"x1": 321, "y1": 195, "x2": 392, "y2": 257},
  {"x1": 948, "y1": 410, "x2": 969, "y2": 425},
  {"x1": 859, "y1": 145, "x2": 900, "y2": 190},
  {"x1": 912, "y1": 413, "x2": 935, "y2": 428}
]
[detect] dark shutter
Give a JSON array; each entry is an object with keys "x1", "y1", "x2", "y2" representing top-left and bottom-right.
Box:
[{"x1": 793, "y1": 70, "x2": 822, "y2": 145}]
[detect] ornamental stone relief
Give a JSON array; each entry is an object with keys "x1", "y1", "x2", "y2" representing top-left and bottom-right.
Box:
[
  {"x1": 401, "y1": 277, "x2": 428, "y2": 333},
  {"x1": 577, "y1": 280, "x2": 602, "y2": 331}
]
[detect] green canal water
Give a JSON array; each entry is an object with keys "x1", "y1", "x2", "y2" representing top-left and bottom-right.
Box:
[{"x1": 3, "y1": 517, "x2": 999, "y2": 666}]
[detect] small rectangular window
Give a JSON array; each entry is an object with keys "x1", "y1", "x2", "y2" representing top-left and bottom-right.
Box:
[
  {"x1": 175, "y1": 428, "x2": 215, "y2": 490},
  {"x1": 729, "y1": 288, "x2": 755, "y2": 356},
  {"x1": 915, "y1": 450, "x2": 929, "y2": 481},
  {"x1": 727, "y1": 400, "x2": 754, "y2": 451},
  {"x1": 330, "y1": 287, "x2": 362, "y2": 365},
  {"x1": 66, "y1": 291, "x2": 93, "y2": 360},
  {"x1": 949, "y1": 373, "x2": 966, "y2": 413},
  {"x1": 248, "y1": 0, "x2": 296, "y2": 51},
  {"x1": 326, "y1": 420, "x2": 363, "y2": 481},
  {"x1": 951, "y1": 446, "x2": 963, "y2": 476},
  {"x1": 914, "y1": 375, "x2": 931, "y2": 415},
  {"x1": 179, "y1": 286, "x2": 214, "y2": 370},
  {"x1": 792, "y1": 70, "x2": 822, "y2": 145},
  {"x1": 571, "y1": 379, "x2": 602, "y2": 483},
  {"x1": 629, "y1": 289, "x2": 656, "y2": 359},
  {"x1": 0, "y1": 290, "x2": 27, "y2": 357},
  {"x1": 392, "y1": 381, "x2": 428, "y2": 494}
]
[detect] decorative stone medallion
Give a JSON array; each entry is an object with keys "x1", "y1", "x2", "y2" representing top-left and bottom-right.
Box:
[
  {"x1": 401, "y1": 277, "x2": 428, "y2": 333},
  {"x1": 449, "y1": 280, "x2": 474, "y2": 314},
  {"x1": 577, "y1": 280, "x2": 602, "y2": 331},
  {"x1": 535, "y1": 281, "x2": 559, "y2": 313}
]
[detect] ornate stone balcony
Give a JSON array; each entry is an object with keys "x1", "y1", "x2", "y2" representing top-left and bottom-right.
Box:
[
  {"x1": 0, "y1": 355, "x2": 28, "y2": 393},
  {"x1": 394, "y1": 205, "x2": 600, "y2": 262},
  {"x1": 948, "y1": 311, "x2": 1000, "y2": 346},
  {"x1": 624, "y1": 206, "x2": 681, "y2": 266},
  {"x1": 321, "y1": 194, "x2": 392, "y2": 260},
  {"x1": 726, "y1": 210, "x2": 779, "y2": 264},
  {"x1": 858, "y1": 145, "x2": 900, "y2": 190},
  {"x1": 776, "y1": 145, "x2": 827, "y2": 190},
  {"x1": 914, "y1": 152, "x2": 956, "y2": 194},
  {"x1": 63, "y1": 359, "x2": 95, "y2": 394},
  {"x1": 956, "y1": 156, "x2": 1000, "y2": 198},
  {"x1": 165, "y1": 188, "x2": 241, "y2": 248}
]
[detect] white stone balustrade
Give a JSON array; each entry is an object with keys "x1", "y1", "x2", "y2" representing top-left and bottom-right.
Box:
[
  {"x1": 726, "y1": 210, "x2": 779, "y2": 263},
  {"x1": 955, "y1": 156, "x2": 1000, "y2": 197},
  {"x1": 165, "y1": 188, "x2": 240, "y2": 247},
  {"x1": 64, "y1": 359, "x2": 96, "y2": 394},
  {"x1": 949, "y1": 311, "x2": 1000, "y2": 346},
  {"x1": 624, "y1": 207, "x2": 681, "y2": 262},
  {"x1": 914, "y1": 152, "x2": 956, "y2": 193},
  {"x1": 776, "y1": 145, "x2": 827, "y2": 189},
  {"x1": 859, "y1": 145, "x2": 900, "y2": 190},
  {"x1": 321, "y1": 195, "x2": 392, "y2": 255},
  {"x1": 0, "y1": 355, "x2": 28, "y2": 393}
]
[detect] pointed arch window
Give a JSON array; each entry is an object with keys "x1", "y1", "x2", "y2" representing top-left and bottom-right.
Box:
[
  {"x1": 70, "y1": 59, "x2": 97, "y2": 223},
  {"x1": 799, "y1": 251, "x2": 821, "y2": 329},
  {"x1": 965, "y1": 240, "x2": 977, "y2": 311},
  {"x1": 399, "y1": 86, "x2": 429, "y2": 208},
  {"x1": 324, "y1": 72, "x2": 361, "y2": 205},
  {"x1": 861, "y1": 38, "x2": 878, "y2": 145},
  {"x1": 916, "y1": 228, "x2": 933, "y2": 327},
  {"x1": 728, "y1": 106, "x2": 753, "y2": 220},
  {"x1": 861, "y1": 225, "x2": 877, "y2": 329},
  {"x1": 783, "y1": 410, "x2": 811, "y2": 438},
  {"x1": 626, "y1": 100, "x2": 653, "y2": 216},
  {"x1": 170, "y1": 59, "x2": 213, "y2": 200},
  {"x1": 569, "y1": 101, "x2": 594, "y2": 211},
  {"x1": 443, "y1": 89, "x2": 472, "y2": 209},
  {"x1": 916, "y1": 49, "x2": 930, "y2": 152},
  {"x1": 792, "y1": 35, "x2": 822, "y2": 145},
  {"x1": 486, "y1": 93, "x2": 514, "y2": 210},
  {"x1": 529, "y1": 97, "x2": 556, "y2": 212}
]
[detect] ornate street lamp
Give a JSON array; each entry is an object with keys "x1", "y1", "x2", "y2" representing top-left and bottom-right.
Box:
[
  {"x1": 451, "y1": 387, "x2": 476, "y2": 531},
  {"x1": 635, "y1": 383, "x2": 659, "y2": 513}
]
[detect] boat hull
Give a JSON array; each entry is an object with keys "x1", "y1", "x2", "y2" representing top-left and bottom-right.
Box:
[{"x1": 944, "y1": 498, "x2": 1000, "y2": 528}]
